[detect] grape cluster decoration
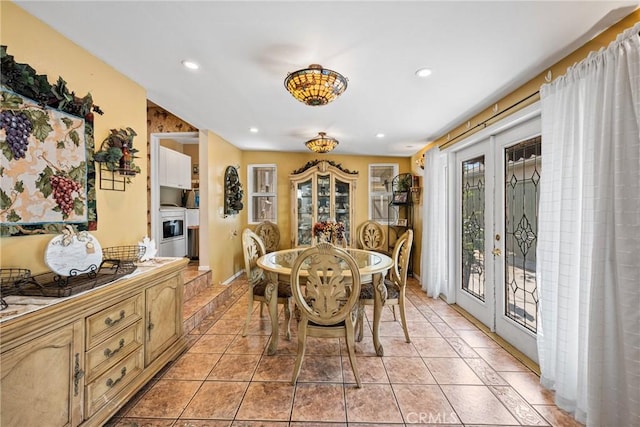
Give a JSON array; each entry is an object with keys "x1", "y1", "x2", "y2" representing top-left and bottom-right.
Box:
[
  {"x1": 50, "y1": 174, "x2": 82, "y2": 217},
  {"x1": 0, "y1": 110, "x2": 33, "y2": 160}
]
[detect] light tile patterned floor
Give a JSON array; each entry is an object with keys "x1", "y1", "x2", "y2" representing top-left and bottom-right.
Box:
[{"x1": 106, "y1": 277, "x2": 582, "y2": 426}]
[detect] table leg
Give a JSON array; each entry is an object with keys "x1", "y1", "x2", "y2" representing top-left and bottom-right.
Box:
[
  {"x1": 264, "y1": 271, "x2": 279, "y2": 356},
  {"x1": 372, "y1": 271, "x2": 388, "y2": 357}
]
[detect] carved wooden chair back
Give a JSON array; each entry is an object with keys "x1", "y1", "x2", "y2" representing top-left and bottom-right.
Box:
[
  {"x1": 255, "y1": 220, "x2": 280, "y2": 253},
  {"x1": 356, "y1": 229, "x2": 414, "y2": 344},
  {"x1": 241, "y1": 228, "x2": 292, "y2": 339},
  {"x1": 290, "y1": 243, "x2": 362, "y2": 387},
  {"x1": 357, "y1": 220, "x2": 386, "y2": 252}
]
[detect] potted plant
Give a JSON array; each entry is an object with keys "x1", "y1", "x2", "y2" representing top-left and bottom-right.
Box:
[{"x1": 93, "y1": 127, "x2": 140, "y2": 178}]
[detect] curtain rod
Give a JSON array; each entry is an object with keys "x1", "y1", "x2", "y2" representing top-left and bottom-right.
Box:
[{"x1": 439, "y1": 90, "x2": 540, "y2": 149}]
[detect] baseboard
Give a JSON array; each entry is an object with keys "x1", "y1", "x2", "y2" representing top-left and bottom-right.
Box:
[{"x1": 222, "y1": 270, "x2": 243, "y2": 285}]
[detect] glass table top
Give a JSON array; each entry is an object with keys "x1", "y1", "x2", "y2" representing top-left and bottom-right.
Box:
[{"x1": 261, "y1": 248, "x2": 387, "y2": 271}]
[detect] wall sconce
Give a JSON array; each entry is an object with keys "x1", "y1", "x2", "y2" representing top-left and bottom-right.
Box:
[{"x1": 416, "y1": 154, "x2": 425, "y2": 170}]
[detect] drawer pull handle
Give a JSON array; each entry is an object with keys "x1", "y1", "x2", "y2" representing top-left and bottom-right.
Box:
[
  {"x1": 104, "y1": 338, "x2": 125, "y2": 359},
  {"x1": 73, "y1": 353, "x2": 84, "y2": 397},
  {"x1": 105, "y1": 310, "x2": 125, "y2": 327},
  {"x1": 106, "y1": 367, "x2": 127, "y2": 388}
]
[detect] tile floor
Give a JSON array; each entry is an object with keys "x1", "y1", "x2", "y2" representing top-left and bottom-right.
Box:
[{"x1": 106, "y1": 276, "x2": 582, "y2": 427}]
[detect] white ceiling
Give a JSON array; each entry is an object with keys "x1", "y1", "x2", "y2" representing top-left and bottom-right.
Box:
[{"x1": 15, "y1": 1, "x2": 638, "y2": 156}]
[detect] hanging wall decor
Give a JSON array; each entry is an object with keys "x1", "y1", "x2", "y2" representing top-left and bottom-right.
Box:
[
  {"x1": 224, "y1": 165, "x2": 243, "y2": 216},
  {"x1": 0, "y1": 45, "x2": 103, "y2": 236}
]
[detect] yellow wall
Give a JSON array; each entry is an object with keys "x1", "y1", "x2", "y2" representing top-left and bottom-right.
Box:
[
  {"x1": 240, "y1": 152, "x2": 419, "y2": 274},
  {"x1": 205, "y1": 131, "x2": 244, "y2": 284},
  {"x1": 0, "y1": 3, "x2": 148, "y2": 273}
]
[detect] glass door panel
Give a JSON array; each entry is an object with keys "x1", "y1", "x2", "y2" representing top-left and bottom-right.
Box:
[
  {"x1": 297, "y1": 179, "x2": 313, "y2": 245},
  {"x1": 461, "y1": 156, "x2": 486, "y2": 301},
  {"x1": 334, "y1": 178, "x2": 350, "y2": 242},
  {"x1": 317, "y1": 174, "x2": 331, "y2": 223},
  {"x1": 455, "y1": 141, "x2": 495, "y2": 329}
]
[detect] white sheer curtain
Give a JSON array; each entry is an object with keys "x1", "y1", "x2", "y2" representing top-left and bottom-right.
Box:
[
  {"x1": 421, "y1": 148, "x2": 448, "y2": 298},
  {"x1": 538, "y1": 23, "x2": 640, "y2": 426}
]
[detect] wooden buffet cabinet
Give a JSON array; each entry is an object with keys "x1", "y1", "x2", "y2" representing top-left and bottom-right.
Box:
[{"x1": 0, "y1": 257, "x2": 188, "y2": 427}]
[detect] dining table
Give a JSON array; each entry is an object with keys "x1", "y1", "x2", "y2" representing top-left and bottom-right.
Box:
[{"x1": 257, "y1": 247, "x2": 393, "y2": 356}]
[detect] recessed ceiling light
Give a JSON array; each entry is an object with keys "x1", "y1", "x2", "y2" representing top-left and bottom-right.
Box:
[
  {"x1": 249, "y1": 127, "x2": 259, "y2": 133},
  {"x1": 376, "y1": 133, "x2": 385, "y2": 138},
  {"x1": 415, "y1": 67, "x2": 432, "y2": 78},
  {"x1": 181, "y1": 60, "x2": 200, "y2": 70}
]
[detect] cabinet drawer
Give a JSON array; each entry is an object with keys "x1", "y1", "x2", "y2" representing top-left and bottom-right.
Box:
[
  {"x1": 85, "y1": 347, "x2": 143, "y2": 417},
  {"x1": 86, "y1": 294, "x2": 143, "y2": 349},
  {"x1": 86, "y1": 320, "x2": 143, "y2": 382}
]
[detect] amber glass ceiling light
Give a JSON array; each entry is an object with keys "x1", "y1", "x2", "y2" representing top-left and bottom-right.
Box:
[
  {"x1": 305, "y1": 132, "x2": 339, "y2": 153},
  {"x1": 284, "y1": 64, "x2": 348, "y2": 106}
]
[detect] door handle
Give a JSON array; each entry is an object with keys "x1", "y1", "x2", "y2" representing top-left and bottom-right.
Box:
[{"x1": 491, "y1": 248, "x2": 502, "y2": 256}]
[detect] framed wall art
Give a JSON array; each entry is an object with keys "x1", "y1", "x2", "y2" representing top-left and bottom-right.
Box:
[
  {"x1": 0, "y1": 88, "x2": 95, "y2": 236},
  {"x1": 392, "y1": 191, "x2": 408, "y2": 204},
  {"x1": 0, "y1": 45, "x2": 102, "y2": 236}
]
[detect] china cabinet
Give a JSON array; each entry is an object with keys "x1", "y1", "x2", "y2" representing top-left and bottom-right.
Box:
[{"x1": 290, "y1": 160, "x2": 358, "y2": 247}]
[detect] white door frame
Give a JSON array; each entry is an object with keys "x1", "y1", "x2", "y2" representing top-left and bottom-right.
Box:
[
  {"x1": 444, "y1": 101, "x2": 541, "y2": 361},
  {"x1": 149, "y1": 132, "x2": 203, "y2": 263},
  {"x1": 493, "y1": 115, "x2": 541, "y2": 362},
  {"x1": 454, "y1": 139, "x2": 496, "y2": 328}
]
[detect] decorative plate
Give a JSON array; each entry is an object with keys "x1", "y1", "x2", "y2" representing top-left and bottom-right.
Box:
[{"x1": 44, "y1": 227, "x2": 103, "y2": 276}]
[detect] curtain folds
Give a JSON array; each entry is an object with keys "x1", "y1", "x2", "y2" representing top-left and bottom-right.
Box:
[
  {"x1": 538, "y1": 23, "x2": 640, "y2": 426},
  {"x1": 421, "y1": 148, "x2": 448, "y2": 298}
]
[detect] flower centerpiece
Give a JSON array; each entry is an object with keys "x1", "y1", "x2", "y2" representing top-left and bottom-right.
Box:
[{"x1": 312, "y1": 220, "x2": 345, "y2": 245}]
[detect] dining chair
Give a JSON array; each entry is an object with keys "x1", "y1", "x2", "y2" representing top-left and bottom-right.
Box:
[
  {"x1": 255, "y1": 220, "x2": 280, "y2": 253},
  {"x1": 356, "y1": 220, "x2": 386, "y2": 253},
  {"x1": 241, "y1": 228, "x2": 292, "y2": 339},
  {"x1": 290, "y1": 243, "x2": 362, "y2": 387},
  {"x1": 356, "y1": 229, "x2": 413, "y2": 343}
]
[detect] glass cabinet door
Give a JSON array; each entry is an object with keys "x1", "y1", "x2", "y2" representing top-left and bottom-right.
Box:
[
  {"x1": 334, "y1": 178, "x2": 351, "y2": 242},
  {"x1": 317, "y1": 174, "x2": 331, "y2": 223},
  {"x1": 297, "y1": 179, "x2": 313, "y2": 245}
]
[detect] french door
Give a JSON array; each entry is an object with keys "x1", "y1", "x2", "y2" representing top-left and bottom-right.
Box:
[{"x1": 455, "y1": 115, "x2": 541, "y2": 362}]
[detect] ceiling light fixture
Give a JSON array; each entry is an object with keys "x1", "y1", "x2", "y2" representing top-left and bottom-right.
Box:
[
  {"x1": 415, "y1": 67, "x2": 432, "y2": 78},
  {"x1": 305, "y1": 132, "x2": 339, "y2": 153},
  {"x1": 181, "y1": 60, "x2": 200, "y2": 70},
  {"x1": 284, "y1": 64, "x2": 348, "y2": 106}
]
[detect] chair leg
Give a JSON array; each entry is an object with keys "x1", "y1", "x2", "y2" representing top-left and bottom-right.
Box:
[
  {"x1": 291, "y1": 318, "x2": 308, "y2": 385},
  {"x1": 399, "y1": 291, "x2": 410, "y2": 343},
  {"x1": 259, "y1": 301, "x2": 265, "y2": 317},
  {"x1": 355, "y1": 304, "x2": 364, "y2": 342},
  {"x1": 345, "y1": 317, "x2": 362, "y2": 388},
  {"x1": 242, "y1": 293, "x2": 255, "y2": 337},
  {"x1": 283, "y1": 298, "x2": 292, "y2": 340}
]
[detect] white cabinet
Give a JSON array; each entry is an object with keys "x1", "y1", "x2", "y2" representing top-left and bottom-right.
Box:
[{"x1": 159, "y1": 146, "x2": 191, "y2": 189}]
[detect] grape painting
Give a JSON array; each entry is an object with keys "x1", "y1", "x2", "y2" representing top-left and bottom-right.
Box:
[
  {"x1": 1, "y1": 89, "x2": 87, "y2": 225},
  {"x1": 0, "y1": 110, "x2": 33, "y2": 159}
]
